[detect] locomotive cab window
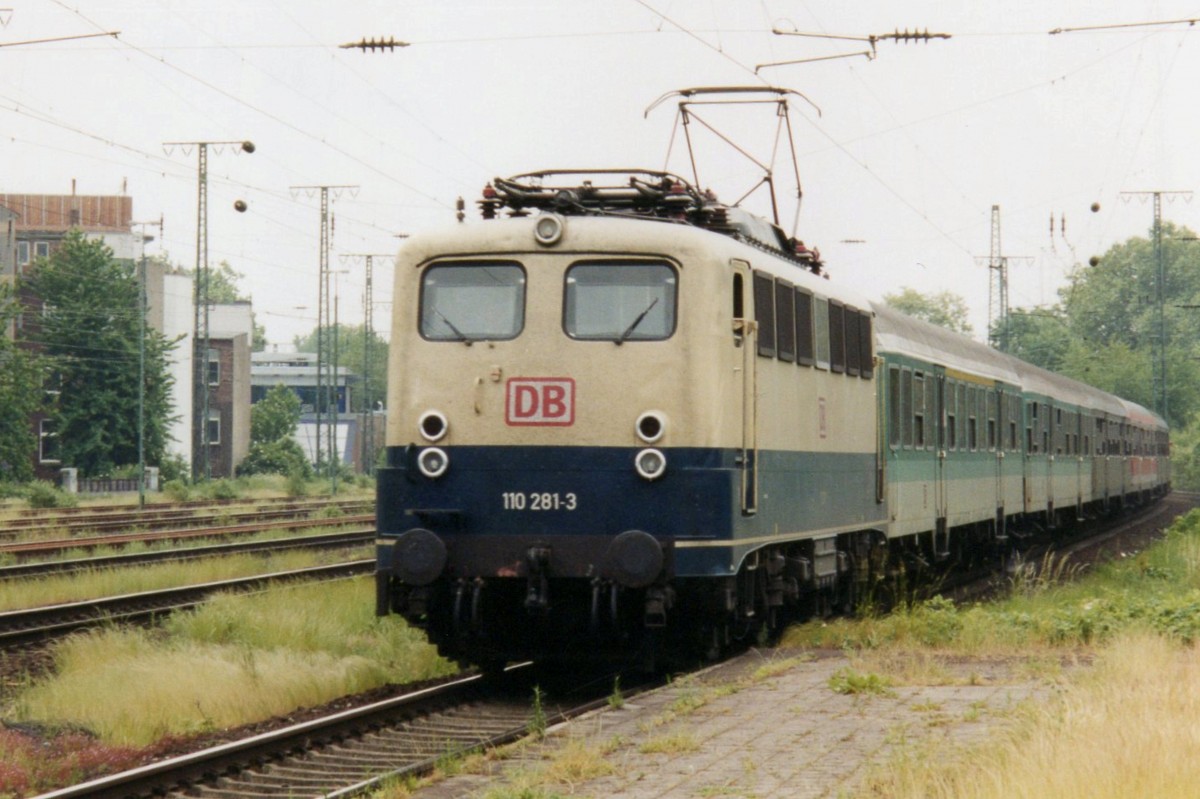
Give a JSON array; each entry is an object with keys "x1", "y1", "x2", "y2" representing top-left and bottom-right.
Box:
[
  {"x1": 420, "y1": 262, "x2": 525, "y2": 341},
  {"x1": 564, "y1": 261, "x2": 677, "y2": 342}
]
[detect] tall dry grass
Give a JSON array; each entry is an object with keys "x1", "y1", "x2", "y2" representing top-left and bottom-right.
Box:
[
  {"x1": 858, "y1": 631, "x2": 1200, "y2": 799},
  {"x1": 8, "y1": 578, "x2": 454, "y2": 746}
]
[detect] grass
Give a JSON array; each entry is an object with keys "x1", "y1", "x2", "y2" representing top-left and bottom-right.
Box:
[
  {"x1": 774, "y1": 508, "x2": 1200, "y2": 798},
  {"x1": 4, "y1": 577, "x2": 455, "y2": 746},
  {"x1": 0, "y1": 544, "x2": 371, "y2": 611},
  {"x1": 857, "y1": 632, "x2": 1200, "y2": 799}
]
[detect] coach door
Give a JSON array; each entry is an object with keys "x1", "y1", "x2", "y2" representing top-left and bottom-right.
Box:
[{"x1": 733, "y1": 260, "x2": 758, "y2": 515}]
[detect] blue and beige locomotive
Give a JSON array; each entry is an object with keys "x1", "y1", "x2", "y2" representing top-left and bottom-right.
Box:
[{"x1": 375, "y1": 170, "x2": 1169, "y2": 669}]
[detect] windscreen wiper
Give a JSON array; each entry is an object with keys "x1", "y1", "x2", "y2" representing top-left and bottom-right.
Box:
[{"x1": 615, "y1": 297, "x2": 659, "y2": 345}]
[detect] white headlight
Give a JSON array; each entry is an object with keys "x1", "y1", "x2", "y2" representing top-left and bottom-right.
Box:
[
  {"x1": 635, "y1": 448, "x2": 667, "y2": 481},
  {"x1": 534, "y1": 214, "x2": 564, "y2": 246},
  {"x1": 417, "y1": 447, "x2": 449, "y2": 479},
  {"x1": 418, "y1": 410, "x2": 448, "y2": 442},
  {"x1": 636, "y1": 411, "x2": 666, "y2": 444}
]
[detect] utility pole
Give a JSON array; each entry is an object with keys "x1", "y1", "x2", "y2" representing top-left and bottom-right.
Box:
[
  {"x1": 1120, "y1": 189, "x2": 1193, "y2": 421},
  {"x1": 290, "y1": 184, "x2": 358, "y2": 484},
  {"x1": 165, "y1": 139, "x2": 254, "y2": 481},
  {"x1": 132, "y1": 217, "x2": 164, "y2": 508},
  {"x1": 342, "y1": 252, "x2": 395, "y2": 475},
  {"x1": 974, "y1": 205, "x2": 1030, "y2": 352}
]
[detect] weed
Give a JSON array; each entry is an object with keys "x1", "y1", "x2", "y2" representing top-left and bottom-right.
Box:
[
  {"x1": 607, "y1": 676, "x2": 624, "y2": 710},
  {"x1": 828, "y1": 667, "x2": 895, "y2": 697},
  {"x1": 528, "y1": 685, "x2": 547, "y2": 739}
]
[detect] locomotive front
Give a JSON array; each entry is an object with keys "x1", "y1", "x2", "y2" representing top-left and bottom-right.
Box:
[{"x1": 375, "y1": 211, "x2": 737, "y2": 668}]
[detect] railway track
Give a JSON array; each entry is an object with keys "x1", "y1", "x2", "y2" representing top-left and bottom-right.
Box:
[
  {"x1": 0, "y1": 513, "x2": 373, "y2": 559},
  {"x1": 31, "y1": 666, "x2": 643, "y2": 799},
  {"x1": 0, "y1": 529, "x2": 373, "y2": 578},
  {"x1": 0, "y1": 560, "x2": 373, "y2": 647},
  {"x1": 0, "y1": 497, "x2": 371, "y2": 539}
]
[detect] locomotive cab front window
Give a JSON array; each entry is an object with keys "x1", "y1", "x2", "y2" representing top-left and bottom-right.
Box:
[
  {"x1": 420, "y1": 262, "x2": 526, "y2": 341},
  {"x1": 564, "y1": 261, "x2": 677, "y2": 342}
]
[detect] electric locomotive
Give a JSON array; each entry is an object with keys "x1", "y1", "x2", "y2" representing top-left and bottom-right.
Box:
[{"x1": 375, "y1": 170, "x2": 882, "y2": 668}]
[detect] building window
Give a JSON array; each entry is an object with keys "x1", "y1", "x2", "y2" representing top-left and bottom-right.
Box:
[
  {"x1": 39, "y1": 419, "x2": 60, "y2": 464},
  {"x1": 207, "y1": 348, "x2": 220, "y2": 386},
  {"x1": 35, "y1": 241, "x2": 50, "y2": 259},
  {"x1": 206, "y1": 412, "x2": 221, "y2": 445},
  {"x1": 17, "y1": 241, "x2": 29, "y2": 266}
]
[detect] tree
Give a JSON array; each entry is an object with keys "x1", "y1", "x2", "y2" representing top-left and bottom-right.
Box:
[
  {"x1": 1051, "y1": 221, "x2": 1200, "y2": 429},
  {"x1": 0, "y1": 284, "x2": 40, "y2": 482},
  {"x1": 173, "y1": 258, "x2": 268, "y2": 352},
  {"x1": 24, "y1": 230, "x2": 177, "y2": 477},
  {"x1": 237, "y1": 383, "x2": 312, "y2": 477},
  {"x1": 883, "y1": 287, "x2": 974, "y2": 335},
  {"x1": 294, "y1": 323, "x2": 388, "y2": 413}
]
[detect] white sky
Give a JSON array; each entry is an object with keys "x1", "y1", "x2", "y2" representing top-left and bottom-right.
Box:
[{"x1": 3, "y1": 1, "x2": 1199, "y2": 347}]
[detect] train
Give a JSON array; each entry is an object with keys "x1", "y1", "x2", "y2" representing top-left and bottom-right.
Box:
[{"x1": 374, "y1": 169, "x2": 1170, "y2": 671}]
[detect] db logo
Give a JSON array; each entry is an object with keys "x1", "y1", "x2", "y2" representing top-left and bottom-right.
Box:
[{"x1": 506, "y1": 378, "x2": 575, "y2": 426}]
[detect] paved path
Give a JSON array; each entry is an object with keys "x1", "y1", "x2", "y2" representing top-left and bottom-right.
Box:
[{"x1": 413, "y1": 649, "x2": 1048, "y2": 799}]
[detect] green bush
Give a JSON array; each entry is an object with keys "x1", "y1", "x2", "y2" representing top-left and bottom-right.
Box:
[
  {"x1": 237, "y1": 438, "x2": 313, "y2": 479},
  {"x1": 204, "y1": 479, "x2": 240, "y2": 501},
  {"x1": 24, "y1": 480, "x2": 77, "y2": 509},
  {"x1": 162, "y1": 480, "x2": 190, "y2": 502}
]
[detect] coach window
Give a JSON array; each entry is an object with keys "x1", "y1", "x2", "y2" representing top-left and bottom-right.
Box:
[
  {"x1": 888, "y1": 366, "x2": 901, "y2": 448},
  {"x1": 946, "y1": 381, "x2": 957, "y2": 451},
  {"x1": 1042, "y1": 404, "x2": 1051, "y2": 454},
  {"x1": 421, "y1": 262, "x2": 525, "y2": 341},
  {"x1": 913, "y1": 372, "x2": 926, "y2": 447},
  {"x1": 967, "y1": 386, "x2": 978, "y2": 451},
  {"x1": 775, "y1": 279, "x2": 796, "y2": 363},
  {"x1": 957, "y1": 384, "x2": 967, "y2": 450},
  {"x1": 845, "y1": 305, "x2": 862, "y2": 377},
  {"x1": 753, "y1": 272, "x2": 776, "y2": 357},
  {"x1": 829, "y1": 300, "x2": 846, "y2": 374},
  {"x1": 987, "y1": 391, "x2": 998, "y2": 451},
  {"x1": 814, "y1": 298, "x2": 831, "y2": 369},
  {"x1": 565, "y1": 261, "x2": 678, "y2": 343},
  {"x1": 901, "y1": 369, "x2": 913, "y2": 447}
]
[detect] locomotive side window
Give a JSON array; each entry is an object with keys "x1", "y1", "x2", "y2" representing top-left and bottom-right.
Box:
[
  {"x1": 795, "y1": 290, "x2": 815, "y2": 366},
  {"x1": 829, "y1": 300, "x2": 846, "y2": 374},
  {"x1": 845, "y1": 305, "x2": 862, "y2": 377},
  {"x1": 775, "y1": 279, "x2": 796, "y2": 363},
  {"x1": 564, "y1": 261, "x2": 677, "y2": 342},
  {"x1": 858, "y1": 312, "x2": 874, "y2": 379},
  {"x1": 420, "y1": 262, "x2": 525, "y2": 341},
  {"x1": 814, "y1": 298, "x2": 831, "y2": 369},
  {"x1": 752, "y1": 272, "x2": 775, "y2": 357}
]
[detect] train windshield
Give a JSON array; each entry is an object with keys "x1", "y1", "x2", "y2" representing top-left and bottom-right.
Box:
[
  {"x1": 563, "y1": 261, "x2": 677, "y2": 342},
  {"x1": 420, "y1": 262, "x2": 525, "y2": 341}
]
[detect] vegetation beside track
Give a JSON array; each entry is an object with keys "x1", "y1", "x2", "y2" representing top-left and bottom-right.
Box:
[
  {"x1": 0, "y1": 577, "x2": 453, "y2": 794},
  {"x1": 780, "y1": 508, "x2": 1200, "y2": 799}
]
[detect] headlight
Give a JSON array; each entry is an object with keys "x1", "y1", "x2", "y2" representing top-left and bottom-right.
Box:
[
  {"x1": 417, "y1": 447, "x2": 449, "y2": 478},
  {"x1": 636, "y1": 411, "x2": 666, "y2": 444},
  {"x1": 635, "y1": 448, "x2": 667, "y2": 481},
  {"x1": 419, "y1": 410, "x2": 448, "y2": 442},
  {"x1": 534, "y1": 214, "x2": 564, "y2": 246}
]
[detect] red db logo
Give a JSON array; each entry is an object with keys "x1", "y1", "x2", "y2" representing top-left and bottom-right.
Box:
[{"x1": 506, "y1": 378, "x2": 575, "y2": 426}]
